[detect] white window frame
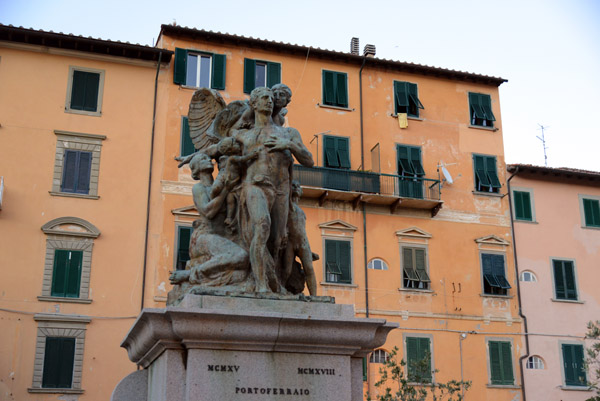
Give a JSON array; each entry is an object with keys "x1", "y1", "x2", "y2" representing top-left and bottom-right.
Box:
[
  {"x1": 186, "y1": 52, "x2": 212, "y2": 88},
  {"x1": 519, "y1": 270, "x2": 537, "y2": 282},
  {"x1": 367, "y1": 258, "x2": 389, "y2": 271},
  {"x1": 526, "y1": 355, "x2": 545, "y2": 369}
]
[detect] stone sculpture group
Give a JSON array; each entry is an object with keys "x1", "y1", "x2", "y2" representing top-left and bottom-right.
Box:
[{"x1": 168, "y1": 84, "x2": 318, "y2": 304}]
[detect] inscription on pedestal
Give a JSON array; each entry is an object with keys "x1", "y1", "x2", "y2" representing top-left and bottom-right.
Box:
[{"x1": 187, "y1": 350, "x2": 351, "y2": 400}]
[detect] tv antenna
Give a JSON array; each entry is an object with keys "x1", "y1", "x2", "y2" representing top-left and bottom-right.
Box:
[
  {"x1": 437, "y1": 161, "x2": 457, "y2": 188},
  {"x1": 536, "y1": 124, "x2": 549, "y2": 166}
]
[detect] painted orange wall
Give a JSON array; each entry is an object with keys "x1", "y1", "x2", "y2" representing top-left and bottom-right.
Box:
[
  {"x1": 0, "y1": 44, "x2": 158, "y2": 400},
  {"x1": 147, "y1": 32, "x2": 523, "y2": 401}
]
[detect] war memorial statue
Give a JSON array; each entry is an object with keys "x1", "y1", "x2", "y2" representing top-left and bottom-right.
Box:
[{"x1": 168, "y1": 84, "x2": 318, "y2": 303}]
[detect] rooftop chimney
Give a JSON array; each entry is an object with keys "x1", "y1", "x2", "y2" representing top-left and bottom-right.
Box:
[
  {"x1": 350, "y1": 37, "x2": 359, "y2": 55},
  {"x1": 363, "y1": 44, "x2": 376, "y2": 58}
]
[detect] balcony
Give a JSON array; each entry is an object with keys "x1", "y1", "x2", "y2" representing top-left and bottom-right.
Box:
[{"x1": 293, "y1": 165, "x2": 443, "y2": 216}]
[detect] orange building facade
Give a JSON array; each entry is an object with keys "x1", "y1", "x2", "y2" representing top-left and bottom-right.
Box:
[
  {"x1": 0, "y1": 25, "x2": 171, "y2": 400},
  {"x1": 1, "y1": 23, "x2": 526, "y2": 400},
  {"x1": 144, "y1": 26, "x2": 525, "y2": 400}
]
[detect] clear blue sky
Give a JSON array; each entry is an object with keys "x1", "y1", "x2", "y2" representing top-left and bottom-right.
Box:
[{"x1": 2, "y1": 0, "x2": 599, "y2": 170}]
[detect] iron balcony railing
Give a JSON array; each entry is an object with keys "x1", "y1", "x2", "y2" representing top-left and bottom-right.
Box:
[{"x1": 293, "y1": 165, "x2": 441, "y2": 201}]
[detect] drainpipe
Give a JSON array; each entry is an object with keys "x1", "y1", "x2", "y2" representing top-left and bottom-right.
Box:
[
  {"x1": 358, "y1": 57, "x2": 369, "y2": 319},
  {"x1": 507, "y1": 166, "x2": 529, "y2": 401},
  {"x1": 140, "y1": 51, "x2": 162, "y2": 311},
  {"x1": 459, "y1": 332, "x2": 467, "y2": 399},
  {"x1": 358, "y1": 55, "x2": 371, "y2": 393}
]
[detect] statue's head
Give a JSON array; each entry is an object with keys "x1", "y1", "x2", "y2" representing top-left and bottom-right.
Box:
[
  {"x1": 272, "y1": 83, "x2": 292, "y2": 109},
  {"x1": 249, "y1": 87, "x2": 274, "y2": 115},
  {"x1": 189, "y1": 152, "x2": 213, "y2": 179}
]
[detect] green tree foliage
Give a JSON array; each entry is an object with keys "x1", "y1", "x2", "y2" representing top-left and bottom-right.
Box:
[
  {"x1": 586, "y1": 320, "x2": 600, "y2": 401},
  {"x1": 367, "y1": 347, "x2": 471, "y2": 401}
]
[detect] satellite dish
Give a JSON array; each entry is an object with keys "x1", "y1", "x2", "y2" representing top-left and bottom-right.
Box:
[{"x1": 442, "y1": 166, "x2": 454, "y2": 185}]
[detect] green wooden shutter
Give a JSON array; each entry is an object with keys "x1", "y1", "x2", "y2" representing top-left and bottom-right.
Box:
[
  {"x1": 394, "y1": 81, "x2": 409, "y2": 113},
  {"x1": 408, "y1": 83, "x2": 424, "y2": 110},
  {"x1": 362, "y1": 357, "x2": 368, "y2": 381},
  {"x1": 583, "y1": 198, "x2": 600, "y2": 227},
  {"x1": 406, "y1": 337, "x2": 419, "y2": 380},
  {"x1": 266, "y1": 62, "x2": 281, "y2": 88},
  {"x1": 211, "y1": 54, "x2": 226, "y2": 90},
  {"x1": 500, "y1": 342, "x2": 514, "y2": 384},
  {"x1": 403, "y1": 247, "x2": 414, "y2": 270},
  {"x1": 409, "y1": 147, "x2": 424, "y2": 175},
  {"x1": 174, "y1": 48, "x2": 188, "y2": 85},
  {"x1": 65, "y1": 251, "x2": 82, "y2": 298},
  {"x1": 489, "y1": 341, "x2": 503, "y2": 384},
  {"x1": 42, "y1": 337, "x2": 76, "y2": 388},
  {"x1": 70, "y1": 71, "x2": 86, "y2": 110},
  {"x1": 323, "y1": 136, "x2": 339, "y2": 168},
  {"x1": 415, "y1": 248, "x2": 430, "y2": 283},
  {"x1": 51, "y1": 250, "x2": 69, "y2": 297},
  {"x1": 474, "y1": 155, "x2": 491, "y2": 188},
  {"x1": 336, "y1": 72, "x2": 348, "y2": 107},
  {"x1": 563, "y1": 261, "x2": 577, "y2": 300},
  {"x1": 469, "y1": 92, "x2": 485, "y2": 119},
  {"x1": 573, "y1": 344, "x2": 587, "y2": 385},
  {"x1": 418, "y1": 337, "x2": 432, "y2": 381},
  {"x1": 336, "y1": 137, "x2": 351, "y2": 169},
  {"x1": 323, "y1": 71, "x2": 335, "y2": 105},
  {"x1": 181, "y1": 117, "x2": 195, "y2": 156},
  {"x1": 562, "y1": 344, "x2": 585, "y2": 385},
  {"x1": 177, "y1": 226, "x2": 192, "y2": 270},
  {"x1": 83, "y1": 72, "x2": 99, "y2": 112},
  {"x1": 485, "y1": 156, "x2": 501, "y2": 188},
  {"x1": 397, "y1": 146, "x2": 414, "y2": 175},
  {"x1": 243, "y1": 58, "x2": 256, "y2": 94},
  {"x1": 338, "y1": 241, "x2": 351, "y2": 283},
  {"x1": 481, "y1": 94, "x2": 496, "y2": 121},
  {"x1": 553, "y1": 260, "x2": 567, "y2": 299},
  {"x1": 514, "y1": 191, "x2": 532, "y2": 220},
  {"x1": 325, "y1": 239, "x2": 338, "y2": 273}
]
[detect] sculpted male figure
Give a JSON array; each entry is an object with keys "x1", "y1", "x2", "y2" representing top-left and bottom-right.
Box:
[{"x1": 235, "y1": 87, "x2": 313, "y2": 293}]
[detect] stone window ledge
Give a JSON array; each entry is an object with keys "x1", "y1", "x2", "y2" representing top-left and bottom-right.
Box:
[
  {"x1": 28, "y1": 388, "x2": 85, "y2": 394},
  {"x1": 560, "y1": 385, "x2": 592, "y2": 391},
  {"x1": 480, "y1": 293, "x2": 514, "y2": 299},
  {"x1": 320, "y1": 282, "x2": 358, "y2": 288},
  {"x1": 486, "y1": 384, "x2": 520, "y2": 389},
  {"x1": 469, "y1": 125, "x2": 497, "y2": 132},
  {"x1": 515, "y1": 219, "x2": 538, "y2": 224},
  {"x1": 551, "y1": 298, "x2": 584, "y2": 304},
  {"x1": 49, "y1": 191, "x2": 100, "y2": 200},
  {"x1": 391, "y1": 114, "x2": 424, "y2": 121},
  {"x1": 317, "y1": 103, "x2": 354, "y2": 112},
  {"x1": 472, "y1": 191, "x2": 503, "y2": 197},
  {"x1": 398, "y1": 288, "x2": 435, "y2": 295},
  {"x1": 37, "y1": 296, "x2": 92, "y2": 304}
]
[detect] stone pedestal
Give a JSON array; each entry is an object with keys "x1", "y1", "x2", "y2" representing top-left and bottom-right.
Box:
[{"x1": 112, "y1": 295, "x2": 397, "y2": 401}]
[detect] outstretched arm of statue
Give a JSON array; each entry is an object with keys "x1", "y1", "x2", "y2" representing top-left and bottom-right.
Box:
[
  {"x1": 264, "y1": 128, "x2": 314, "y2": 167},
  {"x1": 175, "y1": 143, "x2": 220, "y2": 168}
]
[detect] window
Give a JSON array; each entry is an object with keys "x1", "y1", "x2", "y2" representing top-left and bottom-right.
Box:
[
  {"x1": 488, "y1": 340, "x2": 514, "y2": 385},
  {"x1": 51, "y1": 131, "x2": 105, "y2": 199},
  {"x1": 481, "y1": 253, "x2": 511, "y2": 296},
  {"x1": 176, "y1": 226, "x2": 193, "y2": 271},
  {"x1": 324, "y1": 239, "x2": 351, "y2": 284},
  {"x1": 397, "y1": 145, "x2": 424, "y2": 198},
  {"x1": 180, "y1": 117, "x2": 195, "y2": 156},
  {"x1": 173, "y1": 48, "x2": 226, "y2": 90},
  {"x1": 519, "y1": 271, "x2": 537, "y2": 282},
  {"x1": 370, "y1": 349, "x2": 389, "y2": 364},
  {"x1": 323, "y1": 136, "x2": 350, "y2": 169},
  {"x1": 513, "y1": 190, "x2": 533, "y2": 221},
  {"x1": 29, "y1": 313, "x2": 90, "y2": 394},
  {"x1": 394, "y1": 81, "x2": 424, "y2": 118},
  {"x1": 582, "y1": 197, "x2": 600, "y2": 227},
  {"x1": 368, "y1": 258, "x2": 388, "y2": 271},
  {"x1": 406, "y1": 336, "x2": 432, "y2": 382},
  {"x1": 468, "y1": 92, "x2": 495, "y2": 127},
  {"x1": 526, "y1": 355, "x2": 544, "y2": 369},
  {"x1": 65, "y1": 66, "x2": 104, "y2": 116},
  {"x1": 473, "y1": 154, "x2": 501, "y2": 193},
  {"x1": 552, "y1": 259, "x2": 578, "y2": 301},
  {"x1": 243, "y1": 58, "x2": 281, "y2": 93},
  {"x1": 322, "y1": 70, "x2": 348, "y2": 108},
  {"x1": 61, "y1": 150, "x2": 92, "y2": 194},
  {"x1": 39, "y1": 217, "x2": 99, "y2": 303},
  {"x1": 402, "y1": 247, "x2": 430, "y2": 290},
  {"x1": 51, "y1": 250, "x2": 83, "y2": 298},
  {"x1": 562, "y1": 343, "x2": 587, "y2": 386}
]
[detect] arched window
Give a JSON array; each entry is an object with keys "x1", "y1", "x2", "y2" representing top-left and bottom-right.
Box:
[
  {"x1": 526, "y1": 355, "x2": 544, "y2": 369},
  {"x1": 369, "y1": 349, "x2": 390, "y2": 364},
  {"x1": 520, "y1": 271, "x2": 537, "y2": 282},
  {"x1": 368, "y1": 258, "x2": 388, "y2": 271}
]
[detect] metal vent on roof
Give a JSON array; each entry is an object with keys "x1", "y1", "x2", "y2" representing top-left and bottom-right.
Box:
[
  {"x1": 350, "y1": 37, "x2": 359, "y2": 55},
  {"x1": 363, "y1": 44, "x2": 376, "y2": 57}
]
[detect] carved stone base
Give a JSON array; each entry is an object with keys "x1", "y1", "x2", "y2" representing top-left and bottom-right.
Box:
[{"x1": 113, "y1": 294, "x2": 397, "y2": 401}]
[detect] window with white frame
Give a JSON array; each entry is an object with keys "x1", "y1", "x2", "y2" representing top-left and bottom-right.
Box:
[
  {"x1": 526, "y1": 355, "x2": 544, "y2": 369},
  {"x1": 370, "y1": 349, "x2": 390, "y2": 364},
  {"x1": 173, "y1": 48, "x2": 226, "y2": 90},
  {"x1": 368, "y1": 258, "x2": 388, "y2": 271},
  {"x1": 519, "y1": 271, "x2": 537, "y2": 282}
]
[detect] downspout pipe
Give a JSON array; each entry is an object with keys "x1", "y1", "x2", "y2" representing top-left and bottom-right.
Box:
[
  {"x1": 358, "y1": 56, "x2": 371, "y2": 393},
  {"x1": 358, "y1": 56, "x2": 369, "y2": 318},
  {"x1": 507, "y1": 166, "x2": 529, "y2": 401},
  {"x1": 140, "y1": 51, "x2": 162, "y2": 311}
]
